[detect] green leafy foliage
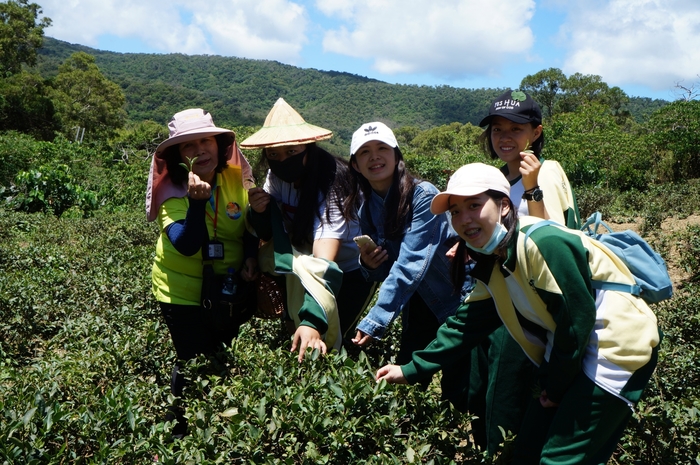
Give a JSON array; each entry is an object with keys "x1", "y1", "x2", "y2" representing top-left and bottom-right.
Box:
[
  {"x1": 0, "y1": 0, "x2": 51, "y2": 77},
  {"x1": 519, "y1": 68, "x2": 567, "y2": 118},
  {"x1": 8, "y1": 163, "x2": 97, "y2": 216},
  {"x1": 401, "y1": 122, "x2": 487, "y2": 190},
  {"x1": 1, "y1": 186, "x2": 700, "y2": 463},
  {"x1": 1, "y1": 36, "x2": 699, "y2": 464},
  {"x1": 646, "y1": 100, "x2": 700, "y2": 180},
  {"x1": 545, "y1": 103, "x2": 651, "y2": 190},
  {"x1": 33, "y1": 38, "x2": 510, "y2": 151},
  {"x1": 676, "y1": 225, "x2": 700, "y2": 283},
  {"x1": 48, "y1": 52, "x2": 127, "y2": 141},
  {"x1": 0, "y1": 71, "x2": 58, "y2": 139},
  {"x1": 0, "y1": 208, "x2": 489, "y2": 463}
]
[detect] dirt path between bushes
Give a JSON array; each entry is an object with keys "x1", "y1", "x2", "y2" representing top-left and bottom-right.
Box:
[{"x1": 606, "y1": 213, "x2": 700, "y2": 288}]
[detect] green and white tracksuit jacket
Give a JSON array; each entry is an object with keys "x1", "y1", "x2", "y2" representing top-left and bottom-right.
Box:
[
  {"x1": 253, "y1": 201, "x2": 343, "y2": 350},
  {"x1": 402, "y1": 216, "x2": 660, "y2": 407}
]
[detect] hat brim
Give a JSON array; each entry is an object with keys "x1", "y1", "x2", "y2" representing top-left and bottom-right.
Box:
[
  {"x1": 479, "y1": 113, "x2": 537, "y2": 127},
  {"x1": 155, "y1": 128, "x2": 234, "y2": 158},
  {"x1": 239, "y1": 123, "x2": 332, "y2": 149},
  {"x1": 431, "y1": 185, "x2": 504, "y2": 215},
  {"x1": 430, "y1": 192, "x2": 453, "y2": 215}
]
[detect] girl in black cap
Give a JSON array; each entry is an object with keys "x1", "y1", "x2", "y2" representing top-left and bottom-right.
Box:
[
  {"x1": 449, "y1": 90, "x2": 582, "y2": 455},
  {"x1": 479, "y1": 89, "x2": 580, "y2": 229}
]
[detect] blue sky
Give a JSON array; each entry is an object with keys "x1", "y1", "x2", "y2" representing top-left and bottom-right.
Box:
[{"x1": 38, "y1": 0, "x2": 700, "y2": 101}]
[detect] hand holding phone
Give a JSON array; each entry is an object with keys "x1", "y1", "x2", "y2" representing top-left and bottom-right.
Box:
[{"x1": 353, "y1": 235, "x2": 377, "y2": 252}]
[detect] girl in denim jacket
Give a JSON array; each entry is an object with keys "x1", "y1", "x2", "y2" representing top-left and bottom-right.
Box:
[
  {"x1": 347, "y1": 122, "x2": 535, "y2": 456},
  {"x1": 345, "y1": 122, "x2": 472, "y2": 377}
]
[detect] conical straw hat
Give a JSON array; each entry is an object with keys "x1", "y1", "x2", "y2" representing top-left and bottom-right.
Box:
[{"x1": 240, "y1": 98, "x2": 332, "y2": 149}]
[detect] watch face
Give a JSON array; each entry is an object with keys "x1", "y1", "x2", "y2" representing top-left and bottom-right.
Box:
[{"x1": 523, "y1": 188, "x2": 543, "y2": 202}]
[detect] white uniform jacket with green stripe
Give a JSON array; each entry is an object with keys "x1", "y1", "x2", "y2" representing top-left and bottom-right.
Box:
[
  {"x1": 256, "y1": 201, "x2": 343, "y2": 350},
  {"x1": 508, "y1": 159, "x2": 581, "y2": 230},
  {"x1": 402, "y1": 216, "x2": 660, "y2": 407}
]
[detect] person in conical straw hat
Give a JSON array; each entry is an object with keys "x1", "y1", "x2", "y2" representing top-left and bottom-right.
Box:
[
  {"x1": 242, "y1": 98, "x2": 375, "y2": 362},
  {"x1": 146, "y1": 108, "x2": 260, "y2": 438}
]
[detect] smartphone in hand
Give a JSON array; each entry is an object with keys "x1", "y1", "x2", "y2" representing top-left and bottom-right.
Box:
[{"x1": 353, "y1": 235, "x2": 378, "y2": 252}]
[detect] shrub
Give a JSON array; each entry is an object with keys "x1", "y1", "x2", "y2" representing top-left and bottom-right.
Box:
[{"x1": 6, "y1": 164, "x2": 97, "y2": 216}]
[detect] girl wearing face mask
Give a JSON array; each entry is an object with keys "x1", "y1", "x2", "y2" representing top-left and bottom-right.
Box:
[
  {"x1": 449, "y1": 90, "x2": 582, "y2": 454},
  {"x1": 376, "y1": 163, "x2": 660, "y2": 465},
  {"x1": 242, "y1": 98, "x2": 375, "y2": 362},
  {"x1": 349, "y1": 123, "x2": 532, "y2": 456}
]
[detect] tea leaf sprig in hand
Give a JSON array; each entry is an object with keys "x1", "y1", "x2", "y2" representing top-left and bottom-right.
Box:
[
  {"x1": 179, "y1": 156, "x2": 199, "y2": 172},
  {"x1": 523, "y1": 140, "x2": 534, "y2": 155}
]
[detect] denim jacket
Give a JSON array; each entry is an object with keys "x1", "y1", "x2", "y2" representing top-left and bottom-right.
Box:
[{"x1": 356, "y1": 181, "x2": 474, "y2": 340}]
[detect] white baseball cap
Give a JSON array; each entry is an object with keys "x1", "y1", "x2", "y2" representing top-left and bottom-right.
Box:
[
  {"x1": 350, "y1": 122, "x2": 398, "y2": 156},
  {"x1": 430, "y1": 163, "x2": 510, "y2": 215}
]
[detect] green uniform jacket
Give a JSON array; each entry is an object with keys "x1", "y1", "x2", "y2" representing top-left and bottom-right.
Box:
[{"x1": 402, "y1": 216, "x2": 660, "y2": 406}]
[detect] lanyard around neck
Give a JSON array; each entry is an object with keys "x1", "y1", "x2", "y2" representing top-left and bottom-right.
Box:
[{"x1": 205, "y1": 186, "x2": 220, "y2": 238}]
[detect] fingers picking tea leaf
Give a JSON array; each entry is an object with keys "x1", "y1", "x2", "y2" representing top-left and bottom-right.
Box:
[{"x1": 179, "y1": 156, "x2": 199, "y2": 172}]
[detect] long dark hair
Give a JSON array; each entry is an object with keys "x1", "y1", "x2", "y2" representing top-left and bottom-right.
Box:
[
  {"x1": 258, "y1": 143, "x2": 354, "y2": 249},
  {"x1": 479, "y1": 122, "x2": 545, "y2": 161},
  {"x1": 450, "y1": 190, "x2": 518, "y2": 289},
  {"x1": 164, "y1": 133, "x2": 233, "y2": 185},
  {"x1": 346, "y1": 147, "x2": 418, "y2": 241}
]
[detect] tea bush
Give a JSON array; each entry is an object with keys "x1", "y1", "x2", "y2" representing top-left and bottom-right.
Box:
[
  {"x1": 0, "y1": 207, "x2": 491, "y2": 464},
  {"x1": 2, "y1": 128, "x2": 700, "y2": 462}
]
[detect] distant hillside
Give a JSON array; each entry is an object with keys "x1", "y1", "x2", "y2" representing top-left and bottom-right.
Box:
[
  {"x1": 34, "y1": 37, "x2": 668, "y2": 150},
  {"x1": 35, "y1": 38, "x2": 503, "y2": 148}
]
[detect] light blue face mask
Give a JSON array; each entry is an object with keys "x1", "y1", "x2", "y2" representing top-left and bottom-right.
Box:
[{"x1": 468, "y1": 207, "x2": 508, "y2": 255}]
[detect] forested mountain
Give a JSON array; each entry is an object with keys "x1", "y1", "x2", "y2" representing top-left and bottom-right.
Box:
[
  {"x1": 34, "y1": 38, "x2": 667, "y2": 146},
  {"x1": 34, "y1": 37, "x2": 504, "y2": 145}
]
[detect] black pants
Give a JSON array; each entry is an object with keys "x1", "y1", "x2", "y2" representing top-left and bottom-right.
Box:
[
  {"x1": 160, "y1": 303, "x2": 241, "y2": 394},
  {"x1": 336, "y1": 268, "x2": 377, "y2": 342},
  {"x1": 396, "y1": 292, "x2": 441, "y2": 365}
]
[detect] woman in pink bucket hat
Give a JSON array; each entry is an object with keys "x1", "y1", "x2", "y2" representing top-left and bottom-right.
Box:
[{"x1": 146, "y1": 108, "x2": 259, "y2": 438}]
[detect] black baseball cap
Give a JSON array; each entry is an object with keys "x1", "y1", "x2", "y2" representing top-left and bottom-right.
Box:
[{"x1": 478, "y1": 90, "x2": 542, "y2": 127}]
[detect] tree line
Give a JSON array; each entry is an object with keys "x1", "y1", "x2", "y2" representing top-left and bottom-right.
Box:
[{"x1": 1, "y1": 0, "x2": 699, "y2": 218}]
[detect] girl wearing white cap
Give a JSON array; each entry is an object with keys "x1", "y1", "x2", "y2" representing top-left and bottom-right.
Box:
[
  {"x1": 452, "y1": 89, "x2": 582, "y2": 454},
  {"x1": 147, "y1": 108, "x2": 259, "y2": 438},
  {"x1": 348, "y1": 122, "x2": 529, "y2": 455},
  {"x1": 242, "y1": 98, "x2": 375, "y2": 362},
  {"x1": 346, "y1": 122, "x2": 474, "y2": 381},
  {"x1": 376, "y1": 163, "x2": 660, "y2": 464}
]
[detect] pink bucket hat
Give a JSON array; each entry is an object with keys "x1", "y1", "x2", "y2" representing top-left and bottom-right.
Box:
[
  {"x1": 145, "y1": 109, "x2": 254, "y2": 222},
  {"x1": 154, "y1": 109, "x2": 234, "y2": 158}
]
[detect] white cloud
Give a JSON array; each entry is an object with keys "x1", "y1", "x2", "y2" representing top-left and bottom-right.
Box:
[
  {"x1": 559, "y1": 0, "x2": 700, "y2": 91},
  {"x1": 319, "y1": 0, "x2": 537, "y2": 79},
  {"x1": 38, "y1": 0, "x2": 309, "y2": 62}
]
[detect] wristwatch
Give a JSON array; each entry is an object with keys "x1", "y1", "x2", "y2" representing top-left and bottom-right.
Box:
[{"x1": 522, "y1": 186, "x2": 543, "y2": 202}]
